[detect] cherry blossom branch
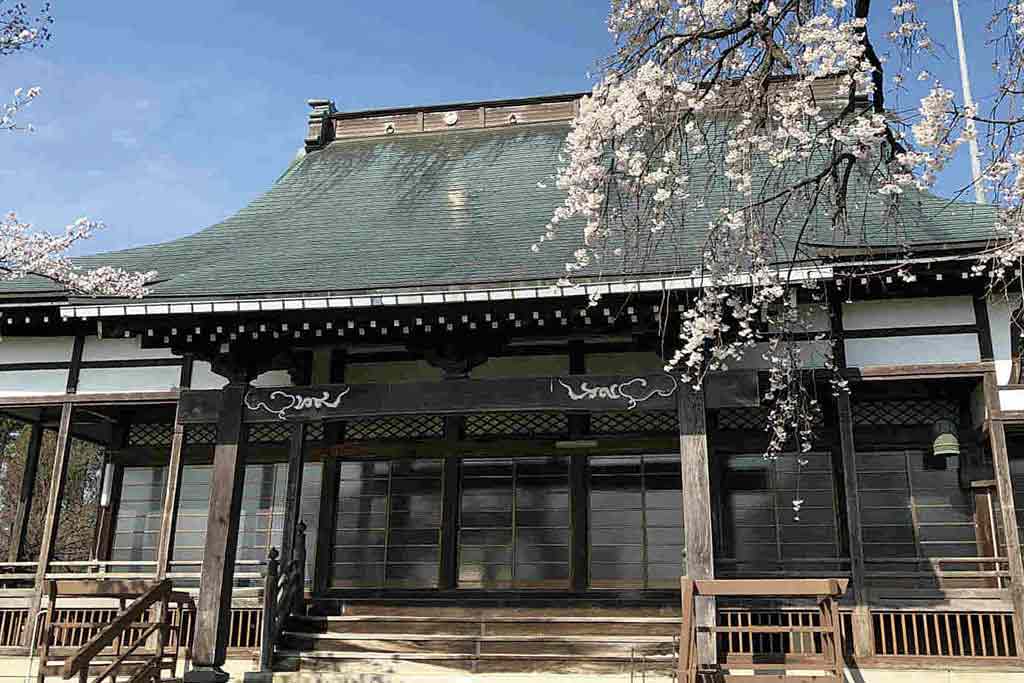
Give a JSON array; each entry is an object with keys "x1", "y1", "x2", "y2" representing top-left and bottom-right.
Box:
[{"x1": 0, "y1": 213, "x2": 154, "y2": 298}]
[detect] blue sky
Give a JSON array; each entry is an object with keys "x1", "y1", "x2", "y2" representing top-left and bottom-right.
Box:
[{"x1": 1, "y1": 2, "x2": 999, "y2": 255}]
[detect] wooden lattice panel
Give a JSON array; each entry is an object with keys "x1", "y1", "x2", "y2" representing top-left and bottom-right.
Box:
[
  {"x1": 305, "y1": 422, "x2": 325, "y2": 441},
  {"x1": 853, "y1": 399, "x2": 960, "y2": 426},
  {"x1": 590, "y1": 410, "x2": 677, "y2": 435},
  {"x1": 127, "y1": 423, "x2": 172, "y2": 446},
  {"x1": 185, "y1": 424, "x2": 217, "y2": 445},
  {"x1": 246, "y1": 422, "x2": 292, "y2": 444},
  {"x1": 464, "y1": 412, "x2": 568, "y2": 438},
  {"x1": 345, "y1": 415, "x2": 444, "y2": 441}
]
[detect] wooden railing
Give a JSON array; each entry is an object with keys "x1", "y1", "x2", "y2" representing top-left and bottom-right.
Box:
[
  {"x1": 258, "y1": 521, "x2": 306, "y2": 671},
  {"x1": 679, "y1": 578, "x2": 848, "y2": 683},
  {"x1": 36, "y1": 579, "x2": 193, "y2": 683}
]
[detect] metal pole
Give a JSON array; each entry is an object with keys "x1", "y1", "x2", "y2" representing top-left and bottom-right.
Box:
[{"x1": 952, "y1": 0, "x2": 986, "y2": 204}]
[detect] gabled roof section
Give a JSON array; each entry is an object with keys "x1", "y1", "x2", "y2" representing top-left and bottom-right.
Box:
[{"x1": 0, "y1": 92, "x2": 1002, "y2": 310}]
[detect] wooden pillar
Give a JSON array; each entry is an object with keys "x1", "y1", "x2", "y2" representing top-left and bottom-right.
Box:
[
  {"x1": 8, "y1": 422, "x2": 43, "y2": 563},
  {"x1": 984, "y1": 372, "x2": 1024, "y2": 656},
  {"x1": 836, "y1": 391, "x2": 873, "y2": 657},
  {"x1": 828, "y1": 294, "x2": 873, "y2": 658},
  {"x1": 678, "y1": 386, "x2": 715, "y2": 665},
  {"x1": 189, "y1": 381, "x2": 248, "y2": 674},
  {"x1": 157, "y1": 356, "x2": 193, "y2": 580},
  {"x1": 313, "y1": 349, "x2": 345, "y2": 595},
  {"x1": 23, "y1": 402, "x2": 74, "y2": 647},
  {"x1": 439, "y1": 416, "x2": 462, "y2": 590},
  {"x1": 279, "y1": 422, "x2": 308, "y2": 570},
  {"x1": 568, "y1": 339, "x2": 589, "y2": 592},
  {"x1": 280, "y1": 353, "x2": 313, "y2": 571},
  {"x1": 23, "y1": 334, "x2": 82, "y2": 647}
]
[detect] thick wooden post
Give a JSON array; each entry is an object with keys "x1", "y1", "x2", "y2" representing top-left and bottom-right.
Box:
[
  {"x1": 8, "y1": 422, "x2": 43, "y2": 563},
  {"x1": 678, "y1": 386, "x2": 715, "y2": 666},
  {"x1": 984, "y1": 372, "x2": 1024, "y2": 656},
  {"x1": 23, "y1": 403, "x2": 74, "y2": 647},
  {"x1": 157, "y1": 356, "x2": 193, "y2": 580},
  {"x1": 829, "y1": 295, "x2": 873, "y2": 658},
  {"x1": 314, "y1": 349, "x2": 345, "y2": 595},
  {"x1": 279, "y1": 422, "x2": 307, "y2": 571},
  {"x1": 836, "y1": 391, "x2": 873, "y2": 657},
  {"x1": 188, "y1": 382, "x2": 248, "y2": 678}
]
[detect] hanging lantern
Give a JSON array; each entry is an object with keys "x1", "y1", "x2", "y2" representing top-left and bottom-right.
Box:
[{"x1": 926, "y1": 419, "x2": 960, "y2": 469}]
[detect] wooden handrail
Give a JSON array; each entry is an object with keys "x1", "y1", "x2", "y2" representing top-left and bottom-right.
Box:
[
  {"x1": 90, "y1": 621, "x2": 162, "y2": 683},
  {"x1": 259, "y1": 521, "x2": 306, "y2": 671},
  {"x1": 60, "y1": 580, "x2": 170, "y2": 679}
]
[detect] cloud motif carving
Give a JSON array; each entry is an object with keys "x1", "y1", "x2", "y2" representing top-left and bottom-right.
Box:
[
  {"x1": 556, "y1": 374, "x2": 678, "y2": 410},
  {"x1": 244, "y1": 388, "x2": 351, "y2": 420}
]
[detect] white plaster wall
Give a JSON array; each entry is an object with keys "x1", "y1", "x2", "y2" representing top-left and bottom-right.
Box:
[
  {"x1": 76, "y1": 366, "x2": 181, "y2": 393},
  {"x1": 988, "y1": 297, "x2": 1015, "y2": 384},
  {"x1": 189, "y1": 360, "x2": 226, "y2": 389},
  {"x1": 842, "y1": 296, "x2": 975, "y2": 330},
  {"x1": 81, "y1": 336, "x2": 178, "y2": 362},
  {"x1": 1000, "y1": 389, "x2": 1024, "y2": 411},
  {"x1": 0, "y1": 336, "x2": 73, "y2": 364},
  {"x1": 252, "y1": 369, "x2": 293, "y2": 387},
  {"x1": 729, "y1": 341, "x2": 830, "y2": 370},
  {"x1": 187, "y1": 363, "x2": 294, "y2": 390},
  {"x1": 473, "y1": 354, "x2": 569, "y2": 379},
  {"x1": 845, "y1": 334, "x2": 979, "y2": 367},
  {"x1": 345, "y1": 360, "x2": 442, "y2": 384},
  {"x1": 0, "y1": 369, "x2": 69, "y2": 396},
  {"x1": 586, "y1": 351, "x2": 665, "y2": 374}
]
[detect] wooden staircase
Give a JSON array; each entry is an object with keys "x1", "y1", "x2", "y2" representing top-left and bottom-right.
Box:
[
  {"x1": 272, "y1": 603, "x2": 681, "y2": 677},
  {"x1": 35, "y1": 579, "x2": 192, "y2": 683}
]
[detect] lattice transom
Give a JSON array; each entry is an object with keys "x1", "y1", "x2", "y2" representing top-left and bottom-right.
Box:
[
  {"x1": 305, "y1": 422, "x2": 325, "y2": 441},
  {"x1": 590, "y1": 410, "x2": 677, "y2": 435},
  {"x1": 127, "y1": 423, "x2": 172, "y2": 446},
  {"x1": 185, "y1": 424, "x2": 216, "y2": 445},
  {"x1": 853, "y1": 399, "x2": 959, "y2": 426},
  {"x1": 246, "y1": 423, "x2": 293, "y2": 443},
  {"x1": 464, "y1": 412, "x2": 568, "y2": 438},
  {"x1": 345, "y1": 415, "x2": 444, "y2": 441}
]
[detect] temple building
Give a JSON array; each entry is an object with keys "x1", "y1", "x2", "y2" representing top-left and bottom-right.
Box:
[{"x1": 0, "y1": 92, "x2": 1021, "y2": 682}]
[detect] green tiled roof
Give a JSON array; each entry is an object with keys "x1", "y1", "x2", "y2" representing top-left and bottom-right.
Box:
[{"x1": 0, "y1": 120, "x2": 1000, "y2": 303}]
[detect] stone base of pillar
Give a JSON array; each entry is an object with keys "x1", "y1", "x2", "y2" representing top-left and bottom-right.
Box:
[{"x1": 184, "y1": 666, "x2": 231, "y2": 683}]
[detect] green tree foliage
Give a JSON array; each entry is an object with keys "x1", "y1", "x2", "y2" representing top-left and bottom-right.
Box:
[{"x1": 0, "y1": 417, "x2": 104, "y2": 562}]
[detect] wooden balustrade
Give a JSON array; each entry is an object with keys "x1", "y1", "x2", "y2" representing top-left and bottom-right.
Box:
[
  {"x1": 258, "y1": 521, "x2": 307, "y2": 671},
  {"x1": 679, "y1": 578, "x2": 849, "y2": 683}
]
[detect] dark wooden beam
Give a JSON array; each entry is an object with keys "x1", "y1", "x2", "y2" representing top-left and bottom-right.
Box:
[
  {"x1": 983, "y1": 371, "x2": 1024, "y2": 656},
  {"x1": 7, "y1": 422, "x2": 42, "y2": 563},
  {"x1": 180, "y1": 371, "x2": 759, "y2": 423},
  {"x1": 678, "y1": 386, "x2": 714, "y2": 665},
  {"x1": 974, "y1": 295, "x2": 995, "y2": 362},
  {"x1": 190, "y1": 382, "x2": 248, "y2": 672}
]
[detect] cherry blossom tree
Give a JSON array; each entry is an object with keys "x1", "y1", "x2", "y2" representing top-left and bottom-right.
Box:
[
  {"x1": 2, "y1": 2, "x2": 153, "y2": 297},
  {"x1": 541, "y1": 1, "x2": 1024, "y2": 457}
]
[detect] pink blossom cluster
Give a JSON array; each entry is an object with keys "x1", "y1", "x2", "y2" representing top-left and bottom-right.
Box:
[{"x1": 0, "y1": 212, "x2": 154, "y2": 298}]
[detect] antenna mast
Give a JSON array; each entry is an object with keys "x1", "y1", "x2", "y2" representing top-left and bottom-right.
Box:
[{"x1": 952, "y1": 0, "x2": 986, "y2": 204}]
